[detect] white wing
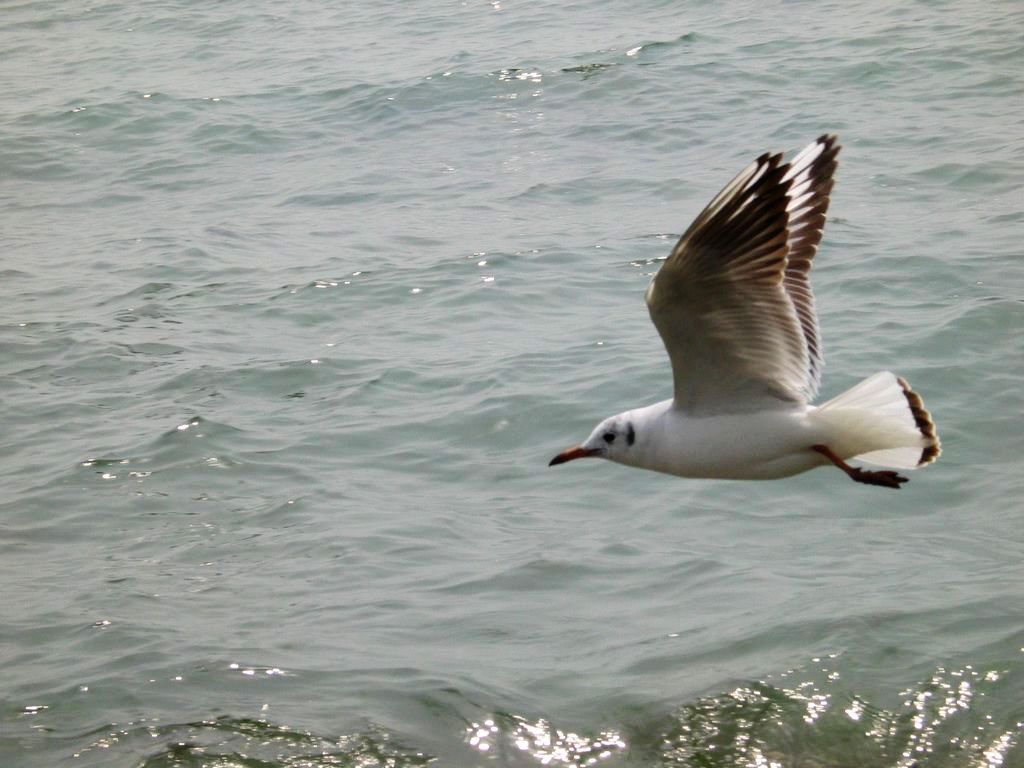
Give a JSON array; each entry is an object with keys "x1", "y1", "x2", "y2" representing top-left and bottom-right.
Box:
[{"x1": 645, "y1": 135, "x2": 839, "y2": 414}]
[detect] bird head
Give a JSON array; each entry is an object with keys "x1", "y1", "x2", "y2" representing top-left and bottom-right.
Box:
[{"x1": 549, "y1": 415, "x2": 636, "y2": 467}]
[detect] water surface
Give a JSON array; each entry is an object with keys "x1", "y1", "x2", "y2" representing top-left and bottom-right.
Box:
[{"x1": 2, "y1": 1, "x2": 1023, "y2": 766}]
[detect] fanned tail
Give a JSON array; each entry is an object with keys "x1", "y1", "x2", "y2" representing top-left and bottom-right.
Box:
[{"x1": 815, "y1": 372, "x2": 941, "y2": 469}]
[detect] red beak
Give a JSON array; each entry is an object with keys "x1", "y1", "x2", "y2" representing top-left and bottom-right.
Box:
[{"x1": 548, "y1": 446, "x2": 602, "y2": 466}]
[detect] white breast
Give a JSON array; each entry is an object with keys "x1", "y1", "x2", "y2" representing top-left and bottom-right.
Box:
[{"x1": 618, "y1": 401, "x2": 829, "y2": 480}]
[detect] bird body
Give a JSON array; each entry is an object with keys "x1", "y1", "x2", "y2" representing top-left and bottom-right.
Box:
[
  {"x1": 568, "y1": 371, "x2": 933, "y2": 482},
  {"x1": 550, "y1": 136, "x2": 940, "y2": 489},
  {"x1": 599, "y1": 400, "x2": 822, "y2": 480}
]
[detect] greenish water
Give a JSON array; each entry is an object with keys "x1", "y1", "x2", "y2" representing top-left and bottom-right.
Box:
[{"x1": 2, "y1": 1, "x2": 1023, "y2": 766}]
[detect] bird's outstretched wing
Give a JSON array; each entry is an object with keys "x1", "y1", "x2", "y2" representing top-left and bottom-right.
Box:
[{"x1": 645, "y1": 134, "x2": 839, "y2": 414}]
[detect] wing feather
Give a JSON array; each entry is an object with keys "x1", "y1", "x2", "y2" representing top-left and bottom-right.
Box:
[{"x1": 645, "y1": 135, "x2": 840, "y2": 414}]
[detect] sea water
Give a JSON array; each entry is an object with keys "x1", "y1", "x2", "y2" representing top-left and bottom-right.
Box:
[{"x1": 2, "y1": 1, "x2": 1023, "y2": 765}]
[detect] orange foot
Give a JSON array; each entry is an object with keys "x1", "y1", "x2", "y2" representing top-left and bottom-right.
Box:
[{"x1": 812, "y1": 444, "x2": 909, "y2": 490}]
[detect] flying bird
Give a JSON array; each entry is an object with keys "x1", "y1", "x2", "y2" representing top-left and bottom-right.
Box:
[{"x1": 549, "y1": 135, "x2": 939, "y2": 489}]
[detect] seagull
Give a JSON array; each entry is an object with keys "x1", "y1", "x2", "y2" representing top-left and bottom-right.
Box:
[{"x1": 549, "y1": 135, "x2": 939, "y2": 489}]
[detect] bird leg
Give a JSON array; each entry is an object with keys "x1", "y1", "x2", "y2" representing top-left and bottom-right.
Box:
[{"x1": 811, "y1": 444, "x2": 908, "y2": 489}]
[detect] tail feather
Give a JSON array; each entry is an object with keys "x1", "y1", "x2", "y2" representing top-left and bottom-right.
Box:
[
  {"x1": 816, "y1": 372, "x2": 941, "y2": 469},
  {"x1": 897, "y1": 376, "x2": 941, "y2": 465}
]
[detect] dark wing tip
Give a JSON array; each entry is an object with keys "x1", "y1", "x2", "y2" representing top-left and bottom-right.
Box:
[{"x1": 817, "y1": 133, "x2": 840, "y2": 152}]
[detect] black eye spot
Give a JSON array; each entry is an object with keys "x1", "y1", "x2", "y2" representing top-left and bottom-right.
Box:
[
  {"x1": 602, "y1": 432, "x2": 615, "y2": 444},
  {"x1": 626, "y1": 422, "x2": 636, "y2": 446}
]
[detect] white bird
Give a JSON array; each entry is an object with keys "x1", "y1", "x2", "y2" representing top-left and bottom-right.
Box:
[{"x1": 549, "y1": 135, "x2": 940, "y2": 489}]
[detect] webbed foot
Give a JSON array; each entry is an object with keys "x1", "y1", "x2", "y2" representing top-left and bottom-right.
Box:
[{"x1": 811, "y1": 444, "x2": 908, "y2": 490}]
